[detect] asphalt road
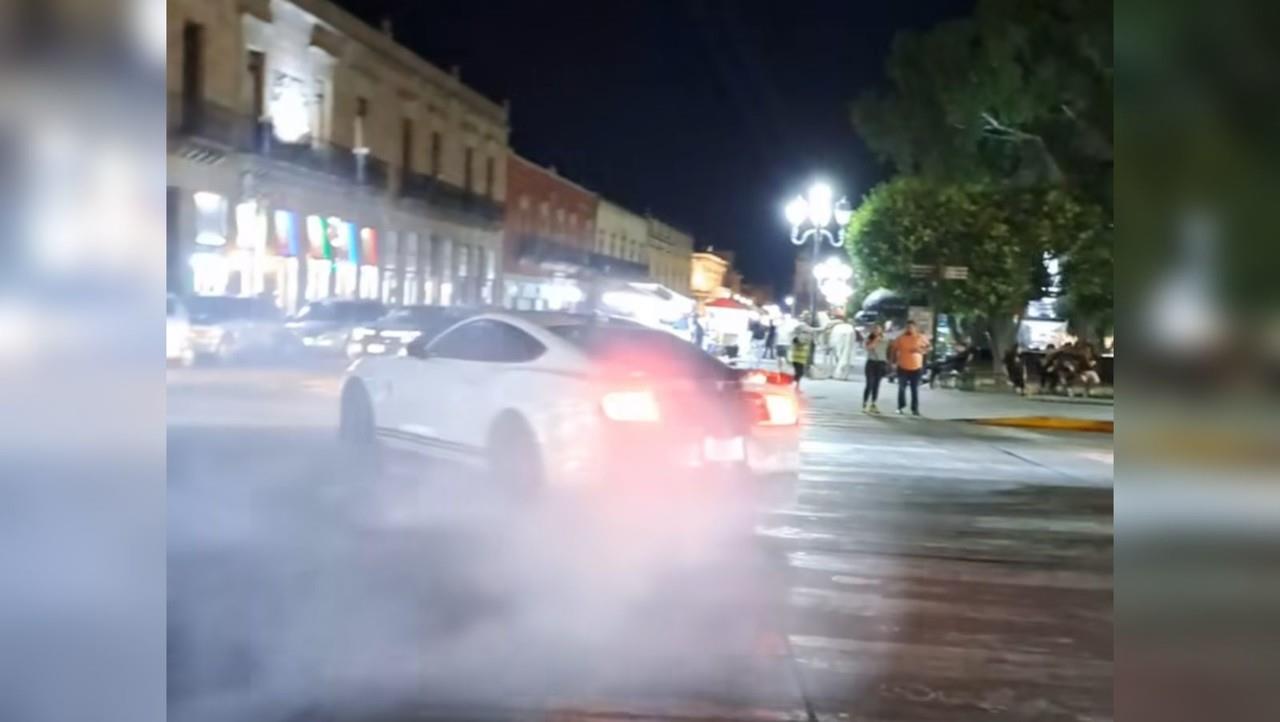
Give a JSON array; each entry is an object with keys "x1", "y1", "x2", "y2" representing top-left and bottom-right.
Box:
[{"x1": 168, "y1": 361, "x2": 1113, "y2": 722}]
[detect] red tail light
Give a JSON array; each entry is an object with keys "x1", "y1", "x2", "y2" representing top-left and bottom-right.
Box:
[
  {"x1": 746, "y1": 391, "x2": 800, "y2": 426},
  {"x1": 763, "y1": 393, "x2": 800, "y2": 425},
  {"x1": 600, "y1": 389, "x2": 661, "y2": 423}
]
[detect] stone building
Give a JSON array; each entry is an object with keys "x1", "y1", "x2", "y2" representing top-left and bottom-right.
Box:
[
  {"x1": 645, "y1": 215, "x2": 694, "y2": 295},
  {"x1": 167, "y1": 0, "x2": 508, "y2": 314}
]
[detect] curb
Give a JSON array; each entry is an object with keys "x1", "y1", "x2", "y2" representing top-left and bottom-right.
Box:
[{"x1": 965, "y1": 416, "x2": 1113, "y2": 433}]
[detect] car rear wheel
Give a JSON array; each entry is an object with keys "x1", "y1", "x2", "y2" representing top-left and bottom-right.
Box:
[
  {"x1": 339, "y1": 381, "x2": 381, "y2": 473},
  {"x1": 487, "y1": 413, "x2": 544, "y2": 496}
]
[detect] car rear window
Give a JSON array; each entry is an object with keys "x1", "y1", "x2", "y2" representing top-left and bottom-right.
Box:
[{"x1": 548, "y1": 325, "x2": 735, "y2": 380}]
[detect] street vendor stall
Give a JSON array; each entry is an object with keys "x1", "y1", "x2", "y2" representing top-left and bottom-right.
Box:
[{"x1": 703, "y1": 296, "x2": 755, "y2": 361}]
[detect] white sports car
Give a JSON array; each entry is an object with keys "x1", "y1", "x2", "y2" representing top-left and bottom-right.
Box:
[{"x1": 339, "y1": 311, "x2": 800, "y2": 499}]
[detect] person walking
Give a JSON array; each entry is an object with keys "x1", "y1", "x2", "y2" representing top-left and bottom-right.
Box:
[
  {"x1": 692, "y1": 313, "x2": 706, "y2": 351},
  {"x1": 789, "y1": 322, "x2": 813, "y2": 389},
  {"x1": 776, "y1": 314, "x2": 798, "y2": 371},
  {"x1": 763, "y1": 321, "x2": 777, "y2": 360},
  {"x1": 1004, "y1": 343, "x2": 1027, "y2": 395},
  {"x1": 890, "y1": 320, "x2": 929, "y2": 416},
  {"x1": 862, "y1": 324, "x2": 890, "y2": 412}
]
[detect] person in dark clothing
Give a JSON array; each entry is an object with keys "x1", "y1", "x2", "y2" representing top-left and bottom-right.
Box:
[
  {"x1": 1004, "y1": 344, "x2": 1027, "y2": 395},
  {"x1": 763, "y1": 322, "x2": 777, "y2": 359},
  {"x1": 861, "y1": 324, "x2": 889, "y2": 413},
  {"x1": 1040, "y1": 343, "x2": 1060, "y2": 394}
]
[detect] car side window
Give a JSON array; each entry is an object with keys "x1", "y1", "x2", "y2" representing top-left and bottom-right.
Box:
[
  {"x1": 493, "y1": 322, "x2": 546, "y2": 363},
  {"x1": 426, "y1": 321, "x2": 487, "y2": 360},
  {"x1": 426, "y1": 320, "x2": 544, "y2": 363}
]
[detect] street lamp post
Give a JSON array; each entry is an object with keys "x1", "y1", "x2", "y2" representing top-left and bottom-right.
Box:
[{"x1": 786, "y1": 182, "x2": 853, "y2": 320}]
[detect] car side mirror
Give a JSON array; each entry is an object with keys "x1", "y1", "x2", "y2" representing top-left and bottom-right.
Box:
[{"x1": 405, "y1": 337, "x2": 432, "y2": 359}]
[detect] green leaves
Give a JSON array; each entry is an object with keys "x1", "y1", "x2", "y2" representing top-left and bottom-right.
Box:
[{"x1": 845, "y1": 178, "x2": 1104, "y2": 321}]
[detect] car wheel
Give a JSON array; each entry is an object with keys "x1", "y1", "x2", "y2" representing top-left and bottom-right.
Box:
[
  {"x1": 487, "y1": 413, "x2": 544, "y2": 495},
  {"x1": 339, "y1": 381, "x2": 381, "y2": 472}
]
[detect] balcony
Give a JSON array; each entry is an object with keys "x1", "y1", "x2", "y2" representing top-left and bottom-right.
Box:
[
  {"x1": 253, "y1": 123, "x2": 387, "y2": 191},
  {"x1": 169, "y1": 95, "x2": 388, "y2": 190},
  {"x1": 169, "y1": 95, "x2": 253, "y2": 153},
  {"x1": 516, "y1": 235, "x2": 648, "y2": 279},
  {"x1": 400, "y1": 170, "x2": 504, "y2": 225}
]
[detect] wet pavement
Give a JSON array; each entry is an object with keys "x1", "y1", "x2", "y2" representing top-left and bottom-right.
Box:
[{"x1": 168, "y1": 363, "x2": 1112, "y2": 722}]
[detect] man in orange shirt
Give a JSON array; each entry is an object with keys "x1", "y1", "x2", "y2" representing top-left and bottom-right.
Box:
[{"x1": 890, "y1": 320, "x2": 930, "y2": 416}]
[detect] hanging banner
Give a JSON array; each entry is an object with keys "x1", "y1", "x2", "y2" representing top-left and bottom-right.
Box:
[
  {"x1": 306, "y1": 215, "x2": 327, "y2": 260},
  {"x1": 274, "y1": 210, "x2": 300, "y2": 257},
  {"x1": 360, "y1": 227, "x2": 378, "y2": 266}
]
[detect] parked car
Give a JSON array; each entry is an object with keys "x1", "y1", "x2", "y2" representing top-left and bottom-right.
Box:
[
  {"x1": 286, "y1": 299, "x2": 389, "y2": 353},
  {"x1": 166, "y1": 293, "x2": 194, "y2": 366},
  {"x1": 346, "y1": 305, "x2": 479, "y2": 359},
  {"x1": 185, "y1": 295, "x2": 297, "y2": 362},
  {"x1": 339, "y1": 311, "x2": 800, "y2": 504}
]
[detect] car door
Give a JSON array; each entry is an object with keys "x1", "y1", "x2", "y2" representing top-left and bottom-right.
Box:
[{"x1": 385, "y1": 320, "x2": 492, "y2": 460}]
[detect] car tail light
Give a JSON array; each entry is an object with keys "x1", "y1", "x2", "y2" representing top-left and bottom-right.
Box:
[
  {"x1": 600, "y1": 389, "x2": 661, "y2": 423},
  {"x1": 763, "y1": 393, "x2": 799, "y2": 425},
  {"x1": 746, "y1": 391, "x2": 799, "y2": 426}
]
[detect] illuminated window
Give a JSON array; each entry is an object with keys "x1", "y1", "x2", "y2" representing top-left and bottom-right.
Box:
[{"x1": 192, "y1": 191, "x2": 227, "y2": 247}]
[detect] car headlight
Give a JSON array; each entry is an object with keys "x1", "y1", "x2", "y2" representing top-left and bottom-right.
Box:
[{"x1": 351, "y1": 327, "x2": 376, "y2": 340}]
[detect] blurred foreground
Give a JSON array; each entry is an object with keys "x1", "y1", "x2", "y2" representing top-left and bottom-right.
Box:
[{"x1": 168, "y1": 361, "x2": 1112, "y2": 721}]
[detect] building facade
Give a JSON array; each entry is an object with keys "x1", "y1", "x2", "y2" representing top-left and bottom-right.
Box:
[
  {"x1": 689, "y1": 251, "x2": 728, "y2": 303},
  {"x1": 646, "y1": 216, "x2": 694, "y2": 295},
  {"x1": 167, "y1": 0, "x2": 508, "y2": 314},
  {"x1": 501, "y1": 153, "x2": 602, "y2": 310},
  {"x1": 594, "y1": 199, "x2": 649, "y2": 271}
]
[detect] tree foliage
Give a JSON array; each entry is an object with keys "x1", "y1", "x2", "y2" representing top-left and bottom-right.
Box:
[
  {"x1": 848, "y1": 0, "x2": 1113, "y2": 341},
  {"x1": 845, "y1": 177, "x2": 1103, "y2": 361},
  {"x1": 853, "y1": 0, "x2": 1112, "y2": 203}
]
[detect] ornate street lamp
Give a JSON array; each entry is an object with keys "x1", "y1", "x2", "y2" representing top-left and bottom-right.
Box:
[{"x1": 786, "y1": 182, "x2": 853, "y2": 318}]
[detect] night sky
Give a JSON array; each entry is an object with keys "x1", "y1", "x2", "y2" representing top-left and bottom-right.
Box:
[{"x1": 336, "y1": 0, "x2": 974, "y2": 293}]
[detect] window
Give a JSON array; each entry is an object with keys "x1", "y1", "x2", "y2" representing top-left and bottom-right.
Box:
[
  {"x1": 426, "y1": 320, "x2": 545, "y2": 362},
  {"x1": 354, "y1": 97, "x2": 369, "y2": 150},
  {"x1": 430, "y1": 131, "x2": 442, "y2": 176},
  {"x1": 181, "y1": 22, "x2": 205, "y2": 123},
  {"x1": 485, "y1": 156, "x2": 495, "y2": 198},
  {"x1": 247, "y1": 50, "x2": 265, "y2": 121},
  {"x1": 464, "y1": 146, "x2": 475, "y2": 192},
  {"x1": 400, "y1": 117, "x2": 413, "y2": 172}
]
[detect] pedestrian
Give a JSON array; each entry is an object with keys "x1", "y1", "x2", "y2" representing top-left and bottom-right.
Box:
[
  {"x1": 789, "y1": 322, "x2": 812, "y2": 389},
  {"x1": 1040, "y1": 343, "x2": 1060, "y2": 394},
  {"x1": 692, "y1": 313, "x2": 706, "y2": 351},
  {"x1": 889, "y1": 320, "x2": 929, "y2": 416},
  {"x1": 862, "y1": 323, "x2": 889, "y2": 412},
  {"x1": 776, "y1": 314, "x2": 798, "y2": 371},
  {"x1": 1004, "y1": 344, "x2": 1027, "y2": 395},
  {"x1": 763, "y1": 321, "x2": 777, "y2": 360}
]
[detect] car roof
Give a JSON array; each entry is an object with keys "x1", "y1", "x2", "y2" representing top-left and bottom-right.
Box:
[{"x1": 491, "y1": 310, "x2": 643, "y2": 329}]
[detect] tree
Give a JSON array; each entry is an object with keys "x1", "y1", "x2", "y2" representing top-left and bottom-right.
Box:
[
  {"x1": 852, "y1": 0, "x2": 1113, "y2": 208},
  {"x1": 845, "y1": 177, "x2": 1102, "y2": 371}
]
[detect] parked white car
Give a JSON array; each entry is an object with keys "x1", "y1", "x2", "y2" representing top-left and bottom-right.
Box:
[
  {"x1": 339, "y1": 311, "x2": 800, "y2": 500},
  {"x1": 166, "y1": 293, "x2": 194, "y2": 366}
]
